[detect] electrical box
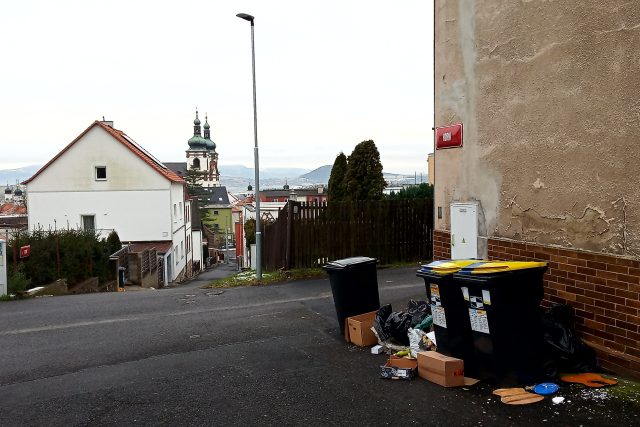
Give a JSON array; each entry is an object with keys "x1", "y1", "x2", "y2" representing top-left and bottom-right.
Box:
[{"x1": 450, "y1": 202, "x2": 478, "y2": 259}]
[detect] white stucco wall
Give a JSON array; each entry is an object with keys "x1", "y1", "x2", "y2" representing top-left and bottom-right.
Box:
[
  {"x1": 27, "y1": 190, "x2": 171, "y2": 241},
  {"x1": 28, "y1": 126, "x2": 169, "y2": 193}
]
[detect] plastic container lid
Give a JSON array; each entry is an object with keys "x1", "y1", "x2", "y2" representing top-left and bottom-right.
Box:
[
  {"x1": 323, "y1": 256, "x2": 377, "y2": 270},
  {"x1": 534, "y1": 383, "x2": 559, "y2": 395},
  {"x1": 457, "y1": 261, "x2": 548, "y2": 275},
  {"x1": 419, "y1": 259, "x2": 482, "y2": 275}
]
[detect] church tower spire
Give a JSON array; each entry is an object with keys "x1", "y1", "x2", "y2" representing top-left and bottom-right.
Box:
[
  {"x1": 203, "y1": 113, "x2": 211, "y2": 139},
  {"x1": 193, "y1": 109, "x2": 201, "y2": 136}
]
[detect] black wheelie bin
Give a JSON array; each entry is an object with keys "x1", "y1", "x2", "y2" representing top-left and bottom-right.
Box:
[
  {"x1": 453, "y1": 261, "x2": 548, "y2": 385},
  {"x1": 323, "y1": 257, "x2": 380, "y2": 334},
  {"x1": 417, "y1": 260, "x2": 481, "y2": 375}
]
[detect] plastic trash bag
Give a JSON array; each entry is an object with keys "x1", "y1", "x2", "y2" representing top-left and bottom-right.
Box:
[
  {"x1": 542, "y1": 304, "x2": 599, "y2": 373},
  {"x1": 373, "y1": 304, "x2": 393, "y2": 342},
  {"x1": 385, "y1": 311, "x2": 413, "y2": 345},
  {"x1": 407, "y1": 300, "x2": 431, "y2": 328},
  {"x1": 414, "y1": 315, "x2": 433, "y2": 332},
  {"x1": 408, "y1": 328, "x2": 436, "y2": 357}
]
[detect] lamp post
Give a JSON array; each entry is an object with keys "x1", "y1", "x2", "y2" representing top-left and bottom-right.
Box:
[{"x1": 236, "y1": 12, "x2": 262, "y2": 280}]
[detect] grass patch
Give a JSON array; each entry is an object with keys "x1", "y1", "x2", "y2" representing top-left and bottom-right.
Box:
[{"x1": 202, "y1": 268, "x2": 326, "y2": 289}]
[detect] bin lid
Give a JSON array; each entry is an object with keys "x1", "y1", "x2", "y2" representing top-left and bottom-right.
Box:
[
  {"x1": 418, "y1": 259, "x2": 482, "y2": 275},
  {"x1": 457, "y1": 261, "x2": 548, "y2": 275},
  {"x1": 323, "y1": 256, "x2": 377, "y2": 270}
]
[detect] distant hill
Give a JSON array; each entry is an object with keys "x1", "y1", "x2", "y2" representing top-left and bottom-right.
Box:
[
  {"x1": 300, "y1": 165, "x2": 332, "y2": 183},
  {"x1": 0, "y1": 165, "x2": 41, "y2": 185},
  {"x1": 219, "y1": 164, "x2": 310, "y2": 180}
]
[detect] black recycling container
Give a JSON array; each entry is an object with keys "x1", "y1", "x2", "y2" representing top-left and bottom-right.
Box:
[
  {"x1": 417, "y1": 260, "x2": 480, "y2": 375},
  {"x1": 452, "y1": 261, "x2": 548, "y2": 385},
  {"x1": 323, "y1": 257, "x2": 380, "y2": 334}
]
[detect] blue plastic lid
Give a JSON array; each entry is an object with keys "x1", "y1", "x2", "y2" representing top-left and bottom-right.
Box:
[{"x1": 534, "y1": 383, "x2": 559, "y2": 395}]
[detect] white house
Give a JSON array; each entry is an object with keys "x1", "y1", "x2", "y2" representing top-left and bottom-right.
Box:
[{"x1": 23, "y1": 120, "x2": 201, "y2": 285}]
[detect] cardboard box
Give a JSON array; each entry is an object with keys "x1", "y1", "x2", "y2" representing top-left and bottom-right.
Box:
[
  {"x1": 417, "y1": 351, "x2": 465, "y2": 387},
  {"x1": 344, "y1": 311, "x2": 378, "y2": 347},
  {"x1": 380, "y1": 357, "x2": 418, "y2": 380}
]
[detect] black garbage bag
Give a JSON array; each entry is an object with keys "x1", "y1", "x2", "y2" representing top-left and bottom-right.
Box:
[
  {"x1": 407, "y1": 300, "x2": 431, "y2": 328},
  {"x1": 373, "y1": 304, "x2": 393, "y2": 342},
  {"x1": 542, "y1": 304, "x2": 599, "y2": 373},
  {"x1": 385, "y1": 311, "x2": 413, "y2": 345}
]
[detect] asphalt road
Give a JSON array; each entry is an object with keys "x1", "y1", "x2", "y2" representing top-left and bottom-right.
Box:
[{"x1": 0, "y1": 265, "x2": 637, "y2": 426}]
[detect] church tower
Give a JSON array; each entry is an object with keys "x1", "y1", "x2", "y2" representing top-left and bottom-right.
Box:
[{"x1": 186, "y1": 109, "x2": 220, "y2": 187}]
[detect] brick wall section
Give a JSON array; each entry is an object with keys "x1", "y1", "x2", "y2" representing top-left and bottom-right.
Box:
[
  {"x1": 433, "y1": 230, "x2": 451, "y2": 260},
  {"x1": 431, "y1": 230, "x2": 640, "y2": 377},
  {"x1": 488, "y1": 236, "x2": 640, "y2": 377}
]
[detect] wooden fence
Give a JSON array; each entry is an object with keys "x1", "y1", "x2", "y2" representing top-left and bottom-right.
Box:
[{"x1": 263, "y1": 199, "x2": 433, "y2": 271}]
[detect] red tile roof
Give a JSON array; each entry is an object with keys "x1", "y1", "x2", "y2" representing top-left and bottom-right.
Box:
[
  {"x1": 0, "y1": 203, "x2": 27, "y2": 215},
  {"x1": 23, "y1": 121, "x2": 184, "y2": 185}
]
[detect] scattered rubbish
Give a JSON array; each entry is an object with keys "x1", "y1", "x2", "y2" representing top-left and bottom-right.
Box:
[
  {"x1": 493, "y1": 388, "x2": 544, "y2": 405},
  {"x1": 533, "y1": 383, "x2": 559, "y2": 396},
  {"x1": 380, "y1": 356, "x2": 418, "y2": 380},
  {"x1": 560, "y1": 373, "x2": 618, "y2": 388},
  {"x1": 418, "y1": 351, "x2": 465, "y2": 387},
  {"x1": 414, "y1": 315, "x2": 433, "y2": 332},
  {"x1": 463, "y1": 377, "x2": 480, "y2": 386},
  {"x1": 579, "y1": 388, "x2": 611, "y2": 401},
  {"x1": 189, "y1": 334, "x2": 200, "y2": 339},
  {"x1": 344, "y1": 311, "x2": 378, "y2": 347},
  {"x1": 371, "y1": 345, "x2": 383, "y2": 355},
  {"x1": 551, "y1": 396, "x2": 565, "y2": 404},
  {"x1": 206, "y1": 291, "x2": 224, "y2": 296},
  {"x1": 372, "y1": 301, "x2": 430, "y2": 346},
  {"x1": 408, "y1": 328, "x2": 435, "y2": 357},
  {"x1": 426, "y1": 331, "x2": 437, "y2": 346}
]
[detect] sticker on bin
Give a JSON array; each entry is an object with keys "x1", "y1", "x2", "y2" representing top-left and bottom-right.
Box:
[
  {"x1": 482, "y1": 290, "x2": 492, "y2": 305},
  {"x1": 430, "y1": 284, "x2": 447, "y2": 328},
  {"x1": 470, "y1": 296, "x2": 484, "y2": 310},
  {"x1": 430, "y1": 284, "x2": 442, "y2": 307},
  {"x1": 461, "y1": 287, "x2": 470, "y2": 301},
  {"x1": 469, "y1": 308, "x2": 490, "y2": 334}
]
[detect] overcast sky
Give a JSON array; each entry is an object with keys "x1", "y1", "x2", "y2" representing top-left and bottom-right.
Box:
[{"x1": 0, "y1": 1, "x2": 434, "y2": 174}]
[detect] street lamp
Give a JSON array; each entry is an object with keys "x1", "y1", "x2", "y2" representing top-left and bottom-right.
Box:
[{"x1": 236, "y1": 12, "x2": 262, "y2": 280}]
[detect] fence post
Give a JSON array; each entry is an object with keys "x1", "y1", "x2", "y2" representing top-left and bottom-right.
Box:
[{"x1": 286, "y1": 201, "x2": 293, "y2": 270}]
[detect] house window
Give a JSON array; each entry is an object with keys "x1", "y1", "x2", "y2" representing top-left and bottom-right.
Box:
[
  {"x1": 95, "y1": 166, "x2": 107, "y2": 181},
  {"x1": 179, "y1": 202, "x2": 183, "y2": 219},
  {"x1": 174, "y1": 204, "x2": 177, "y2": 221},
  {"x1": 193, "y1": 158, "x2": 200, "y2": 168},
  {"x1": 81, "y1": 215, "x2": 95, "y2": 231},
  {"x1": 175, "y1": 246, "x2": 179, "y2": 264},
  {"x1": 213, "y1": 210, "x2": 219, "y2": 215},
  {"x1": 181, "y1": 242, "x2": 184, "y2": 259}
]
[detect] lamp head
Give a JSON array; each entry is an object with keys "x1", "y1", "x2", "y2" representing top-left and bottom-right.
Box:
[{"x1": 236, "y1": 13, "x2": 254, "y2": 24}]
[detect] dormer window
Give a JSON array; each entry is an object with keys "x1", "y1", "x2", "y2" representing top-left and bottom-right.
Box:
[{"x1": 95, "y1": 166, "x2": 107, "y2": 180}]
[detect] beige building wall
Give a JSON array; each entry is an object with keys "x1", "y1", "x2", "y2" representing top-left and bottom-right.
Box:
[
  {"x1": 427, "y1": 153, "x2": 435, "y2": 185},
  {"x1": 434, "y1": 0, "x2": 640, "y2": 258}
]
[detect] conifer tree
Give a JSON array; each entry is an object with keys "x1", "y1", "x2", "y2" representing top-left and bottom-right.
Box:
[
  {"x1": 344, "y1": 140, "x2": 386, "y2": 201},
  {"x1": 327, "y1": 152, "x2": 348, "y2": 202}
]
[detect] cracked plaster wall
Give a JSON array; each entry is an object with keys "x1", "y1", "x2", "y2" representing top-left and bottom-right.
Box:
[{"x1": 435, "y1": 0, "x2": 640, "y2": 257}]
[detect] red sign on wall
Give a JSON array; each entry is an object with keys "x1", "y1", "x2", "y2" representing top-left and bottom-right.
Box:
[
  {"x1": 19, "y1": 245, "x2": 31, "y2": 258},
  {"x1": 436, "y1": 123, "x2": 463, "y2": 149}
]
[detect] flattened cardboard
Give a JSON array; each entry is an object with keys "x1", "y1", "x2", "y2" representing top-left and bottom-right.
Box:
[
  {"x1": 380, "y1": 357, "x2": 418, "y2": 380},
  {"x1": 417, "y1": 351, "x2": 465, "y2": 387},
  {"x1": 344, "y1": 311, "x2": 378, "y2": 347}
]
